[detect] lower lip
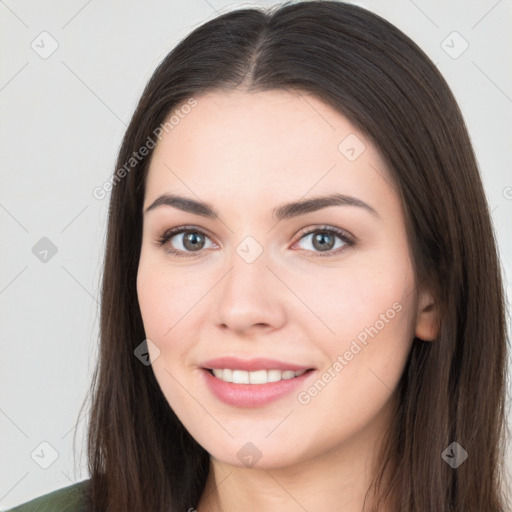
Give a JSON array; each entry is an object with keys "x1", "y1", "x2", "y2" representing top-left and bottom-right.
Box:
[{"x1": 201, "y1": 368, "x2": 315, "y2": 408}]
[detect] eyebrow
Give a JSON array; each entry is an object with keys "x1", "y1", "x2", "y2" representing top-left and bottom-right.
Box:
[{"x1": 144, "y1": 193, "x2": 379, "y2": 220}]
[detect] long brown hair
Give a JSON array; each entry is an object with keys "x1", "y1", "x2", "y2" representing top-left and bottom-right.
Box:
[{"x1": 76, "y1": 1, "x2": 510, "y2": 510}]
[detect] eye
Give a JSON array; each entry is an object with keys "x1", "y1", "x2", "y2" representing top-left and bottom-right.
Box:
[
  {"x1": 293, "y1": 225, "x2": 355, "y2": 257},
  {"x1": 156, "y1": 226, "x2": 216, "y2": 257},
  {"x1": 155, "y1": 224, "x2": 355, "y2": 258}
]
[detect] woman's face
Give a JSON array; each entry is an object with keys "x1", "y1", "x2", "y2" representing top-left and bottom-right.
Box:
[{"x1": 137, "y1": 89, "x2": 436, "y2": 469}]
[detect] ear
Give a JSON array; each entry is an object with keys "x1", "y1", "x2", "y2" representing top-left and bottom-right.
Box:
[{"x1": 414, "y1": 289, "x2": 439, "y2": 341}]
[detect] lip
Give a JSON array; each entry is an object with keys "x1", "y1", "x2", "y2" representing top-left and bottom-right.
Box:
[
  {"x1": 200, "y1": 356, "x2": 314, "y2": 372},
  {"x1": 201, "y1": 367, "x2": 316, "y2": 408}
]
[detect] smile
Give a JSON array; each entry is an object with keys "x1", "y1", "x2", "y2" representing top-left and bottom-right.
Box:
[
  {"x1": 209, "y1": 368, "x2": 307, "y2": 384},
  {"x1": 202, "y1": 368, "x2": 315, "y2": 408}
]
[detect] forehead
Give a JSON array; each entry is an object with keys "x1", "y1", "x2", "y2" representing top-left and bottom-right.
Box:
[
  {"x1": 145, "y1": 89, "x2": 392, "y2": 209},
  {"x1": 151, "y1": 89, "x2": 363, "y2": 164}
]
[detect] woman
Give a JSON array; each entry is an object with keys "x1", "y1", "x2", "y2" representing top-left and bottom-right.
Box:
[{"x1": 8, "y1": 1, "x2": 509, "y2": 511}]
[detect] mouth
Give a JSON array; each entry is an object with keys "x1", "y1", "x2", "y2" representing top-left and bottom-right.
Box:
[
  {"x1": 203, "y1": 367, "x2": 315, "y2": 384},
  {"x1": 201, "y1": 366, "x2": 316, "y2": 408}
]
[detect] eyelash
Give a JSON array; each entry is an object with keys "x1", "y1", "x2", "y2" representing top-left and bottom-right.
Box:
[{"x1": 155, "y1": 224, "x2": 356, "y2": 259}]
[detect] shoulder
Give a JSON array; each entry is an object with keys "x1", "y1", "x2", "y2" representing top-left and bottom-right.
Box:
[{"x1": 3, "y1": 479, "x2": 90, "y2": 512}]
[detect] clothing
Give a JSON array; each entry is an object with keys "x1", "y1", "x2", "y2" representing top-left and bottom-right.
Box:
[{"x1": 3, "y1": 479, "x2": 90, "y2": 512}]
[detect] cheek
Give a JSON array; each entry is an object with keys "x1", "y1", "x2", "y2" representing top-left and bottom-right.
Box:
[
  {"x1": 287, "y1": 264, "x2": 414, "y2": 448},
  {"x1": 136, "y1": 261, "x2": 197, "y2": 404},
  {"x1": 293, "y1": 251, "x2": 415, "y2": 386},
  {"x1": 137, "y1": 254, "x2": 201, "y2": 337},
  {"x1": 136, "y1": 255, "x2": 216, "y2": 382},
  {"x1": 296, "y1": 260, "x2": 412, "y2": 344},
  {"x1": 137, "y1": 265, "x2": 167, "y2": 339}
]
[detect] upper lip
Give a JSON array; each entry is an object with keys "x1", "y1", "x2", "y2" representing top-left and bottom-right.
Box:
[{"x1": 201, "y1": 356, "x2": 314, "y2": 372}]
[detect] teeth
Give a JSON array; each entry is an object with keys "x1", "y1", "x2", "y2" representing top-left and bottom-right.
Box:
[{"x1": 211, "y1": 368, "x2": 307, "y2": 384}]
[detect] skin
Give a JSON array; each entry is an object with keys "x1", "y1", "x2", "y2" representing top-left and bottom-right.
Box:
[{"x1": 136, "y1": 89, "x2": 438, "y2": 512}]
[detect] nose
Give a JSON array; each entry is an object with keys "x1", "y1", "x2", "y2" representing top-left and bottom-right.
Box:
[{"x1": 210, "y1": 247, "x2": 287, "y2": 336}]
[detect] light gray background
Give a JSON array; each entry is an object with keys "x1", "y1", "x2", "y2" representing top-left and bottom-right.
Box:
[{"x1": 1, "y1": 0, "x2": 511, "y2": 508}]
